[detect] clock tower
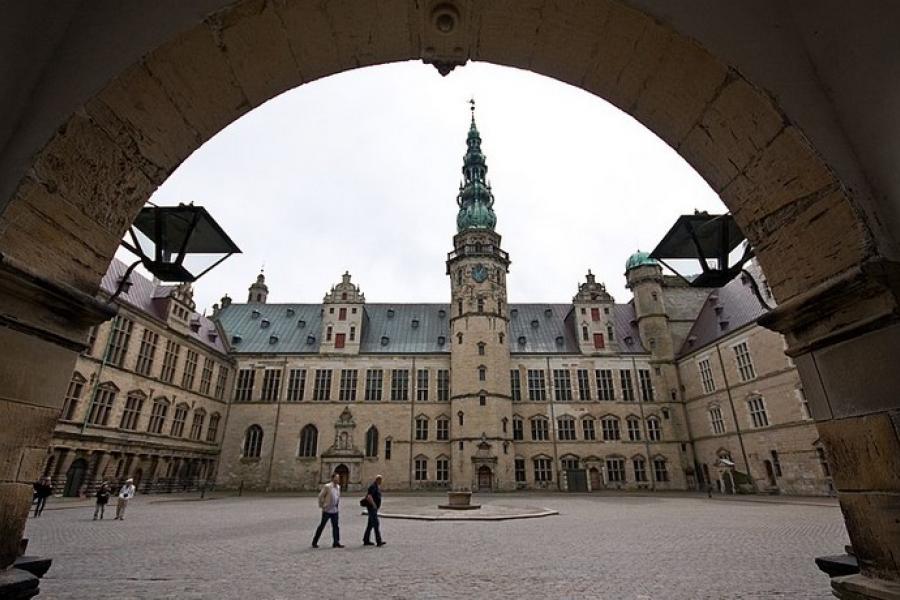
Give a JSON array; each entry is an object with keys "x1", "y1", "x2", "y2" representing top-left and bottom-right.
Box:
[{"x1": 446, "y1": 102, "x2": 515, "y2": 491}]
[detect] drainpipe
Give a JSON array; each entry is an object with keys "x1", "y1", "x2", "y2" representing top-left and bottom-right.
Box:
[
  {"x1": 714, "y1": 342, "x2": 756, "y2": 492},
  {"x1": 264, "y1": 359, "x2": 288, "y2": 491},
  {"x1": 631, "y1": 356, "x2": 655, "y2": 491},
  {"x1": 408, "y1": 357, "x2": 416, "y2": 491},
  {"x1": 545, "y1": 356, "x2": 561, "y2": 491}
]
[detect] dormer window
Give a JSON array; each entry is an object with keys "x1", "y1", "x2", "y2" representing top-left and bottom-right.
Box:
[
  {"x1": 624, "y1": 336, "x2": 634, "y2": 345},
  {"x1": 518, "y1": 336, "x2": 526, "y2": 346},
  {"x1": 231, "y1": 335, "x2": 242, "y2": 344},
  {"x1": 260, "y1": 319, "x2": 270, "y2": 329},
  {"x1": 251, "y1": 310, "x2": 260, "y2": 319},
  {"x1": 411, "y1": 319, "x2": 419, "y2": 329},
  {"x1": 555, "y1": 336, "x2": 564, "y2": 346},
  {"x1": 544, "y1": 308, "x2": 552, "y2": 318},
  {"x1": 381, "y1": 336, "x2": 390, "y2": 346},
  {"x1": 387, "y1": 309, "x2": 395, "y2": 319},
  {"x1": 306, "y1": 335, "x2": 316, "y2": 345},
  {"x1": 269, "y1": 335, "x2": 279, "y2": 345},
  {"x1": 341, "y1": 292, "x2": 347, "y2": 300},
  {"x1": 438, "y1": 336, "x2": 446, "y2": 346},
  {"x1": 510, "y1": 308, "x2": 518, "y2": 318},
  {"x1": 298, "y1": 319, "x2": 306, "y2": 328},
  {"x1": 286, "y1": 308, "x2": 295, "y2": 317},
  {"x1": 438, "y1": 309, "x2": 446, "y2": 319},
  {"x1": 208, "y1": 332, "x2": 217, "y2": 343},
  {"x1": 531, "y1": 320, "x2": 539, "y2": 329}
]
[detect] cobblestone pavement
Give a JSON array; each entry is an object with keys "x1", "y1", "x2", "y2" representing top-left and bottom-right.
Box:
[{"x1": 24, "y1": 493, "x2": 848, "y2": 599}]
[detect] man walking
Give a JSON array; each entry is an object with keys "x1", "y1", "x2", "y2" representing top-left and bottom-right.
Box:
[
  {"x1": 363, "y1": 474, "x2": 385, "y2": 547},
  {"x1": 115, "y1": 478, "x2": 135, "y2": 520},
  {"x1": 312, "y1": 472, "x2": 343, "y2": 548},
  {"x1": 32, "y1": 477, "x2": 52, "y2": 517}
]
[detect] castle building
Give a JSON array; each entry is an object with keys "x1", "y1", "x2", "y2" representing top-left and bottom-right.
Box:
[{"x1": 43, "y1": 111, "x2": 830, "y2": 497}]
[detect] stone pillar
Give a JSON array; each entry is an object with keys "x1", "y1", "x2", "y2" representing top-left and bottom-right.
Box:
[
  {"x1": 0, "y1": 254, "x2": 113, "y2": 576},
  {"x1": 760, "y1": 259, "x2": 900, "y2": 599}
]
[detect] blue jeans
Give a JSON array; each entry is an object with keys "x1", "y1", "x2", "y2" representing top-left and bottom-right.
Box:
[
  {"x1": 363, "y1": 506, "x2": 382, "y2": 544},
  {"x1": 313, "y1": 511, "x2": 340, "y2": 545}
]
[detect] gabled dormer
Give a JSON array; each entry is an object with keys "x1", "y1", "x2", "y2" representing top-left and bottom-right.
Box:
[
  {"x1": 572, "y1": 270, "x2": 617, "y2": 354},
  {"x1": 320, "y1": 272, "x2": 365, "y2": 355}
]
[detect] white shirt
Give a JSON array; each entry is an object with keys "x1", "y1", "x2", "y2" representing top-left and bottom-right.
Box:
[
  {"x1": 119, "y1": 484, "x2": 135, "y2": 499},
  {"x1": 324, "y1": 483, "x2": 340, "y2": 513}
]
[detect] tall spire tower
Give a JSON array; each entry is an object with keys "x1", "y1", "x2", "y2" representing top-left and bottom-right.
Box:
[{"x1": 446, "y1": 101, "x2": 514, "y2": 491}]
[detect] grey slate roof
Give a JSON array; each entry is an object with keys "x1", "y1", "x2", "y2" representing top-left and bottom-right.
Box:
[
  {"x1": 217, "y1": 301, "x2": 647, "y2": 355},
  {"x1": 677, "y1": 275, "x2": 768, "y2": 357},
  {"x1": 101, "y1": 258, "x2": 227, "y2": 354}
]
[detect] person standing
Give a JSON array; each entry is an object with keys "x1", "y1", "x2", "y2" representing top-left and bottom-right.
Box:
[
  {"x1": 94, "y1": 481, "x2": 111, "y2": 520},
  {"x1": 312, "y1": 472, "x2": 343, "y2": 548},
  {"x1": 363, "y1": 474, "x2": 385, "y2": 547},
  {"x1": 115, "y1": 478, "x2": 136, "y2": 520},
  {"x1": 32, "y1": 477, "x2": 53, "y2": 517}
]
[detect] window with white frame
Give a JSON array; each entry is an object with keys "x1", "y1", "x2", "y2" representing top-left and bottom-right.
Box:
[
  {"x1": 698, "y1": 358, "x2": 716, "y2": 393},
  {"x1": 391, "y1": 369, "x2": 409, "y2": 401},
  {"x1": 287, "y1": 368, "x2": 306, "y2": 401},
  {"x1": 560, "y1": 456, "x2": 580, "y2": 471},
  {"x1": 709, "y1": 405, "x2": 726, "y2": 434},
  {"x1": 527, "y1": 369, "x2": 547, "y2": 401},
  {"x1": 416, "y1": 369, "x2": 429, "y2": 401},
  {"x1": 620, "y1": 370, "x2": 635, "y2": 401},
  {"x1": 646, "y1": 417, "x2": 661, "y2": 441},
  {"x1": 170, "y1": 403, "x2": 189, "y2": 437},
  {"x1": 364, "y1": 369, "x2": 383, "y2": 401},
  {"x1": 733, "y1": 341, "x2": 756, "y2": 381},
  {"x1": 577, "y1": 369, "x2": 591, "y2": 400},
  {"x1": 87, "y1": 384, "x2": 117, "y2": 426},
  {"x1": 147, "y1": 398, "x2": 169, "y2": 434},
  {"x1": 638, "y1": 369, "x2": 654, "y2": 402},
  {"x1": 512, "y1": 416, "x2": 524, "y2": 440},
  {"x1": 557, "y1": 416, "x2": 576, "y2": 440},
  {"x1": 160, "y1": 340, "x2": 181, "y2": 383},
  {"x1": 437, "y1": 369, "x2": 450, "y2": 401},
  {"x1": 105, "y1": 315, "x2": 134, "y2": 367},
  {"x1": 206, "y1": 412, "x2": 220, "y2": 442},
  {"x1": 510, "y1": 370, "x2": 522, "y2": 401},
  {"x1": 606, "y1": 457, "x2": 626, "y2": 482},
  {"x1": 626, "y1": 416, "x2": 641, "y2": 441},
  {"x1": 339, "y1": 369, "x2": 357, "y2": 402},
  {"x1": 553, "y1": 369, "x2": 573, "y2": 401},
  {"x1": 748, "y1": 395, "x2": 769, "y2": 428},
  {"x1": 436, "y1": 417, "x2": 449, "y2": 441},
  {"x1": 531, "y1": 417, "x2": 549, "y2": 441},
  {"x1": 135, "y1": 328, "x2": 159, "y2": 376},
  {"x1": 415, "y1": 416, "x2": 429, "y2": 440},
  {"x1": 313, "y1": 369, "x2": 332, "y2": 401},
  {"x1": 189, "y1": 409, "x2": 205, "y2": 440},
  {"x1": 414, "y1": 457, "x2": 428, "y2": 481},
  {"x1": 199, "y1": 357, "x2": 214, "y2": 395},
  {"x1": 182, "y1": 350, "x2": 198, "y2": 390},
  {"x1": 243, "y1": 425, "x2": 263, "y2": 458},
  {"x1": 214, "y1": 365, "x2": 229, "y2": 400},
  {"x1": 601, "y1": 416, "x2": 620, "y2": 441},
  {"x1": 235, "y1": 369, "x2": 255, "y2": 402},
  {"x1": 596, "y1": 369, "x2": 615, "y2": 401},
  {"x1": 582, "y1": 417, "x2": 596, "y2": 440},
  {"x1": 633, "y1": 456, "x2": 648, "y2": 482},
  {"x1": 261, "y1": 368, "x2": 282, "y2": 402},
  {"x1": 533, "y1": 457, "x2": 553, "y2": 482}
]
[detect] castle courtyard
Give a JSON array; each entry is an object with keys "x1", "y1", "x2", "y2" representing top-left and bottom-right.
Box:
[{"x1": 25, "y1": 493, "x2": 847, "y2": 599}]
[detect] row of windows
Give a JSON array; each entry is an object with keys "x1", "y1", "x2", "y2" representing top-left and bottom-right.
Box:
[
  {"x1": 244, "y1": 424, "x2": 385, "y2": 460},
  {"x1": 513, "y1": 368, "x2": 654, "y2": 402},
  {"x1": 697, "y1": 341, "x2": 757, "y2": 394},
  {"x1": 516, "y1": 455, "x2": 669, "y2": 484},
  {"x1": 235, "y1": 368, "x2": 451, "y2": 403},
  {"x1": 61, "y1": 374, "x2": 221, "y2": 442},
  {"x1": 706, "y1": 395, "x2": 772, "y2": 435},
  {"x1": 513, "y1": 415, "x2": 663, "y2": 442},
  {"x1": 91, "y1": 317, "x2": 229, "y2": 399}
]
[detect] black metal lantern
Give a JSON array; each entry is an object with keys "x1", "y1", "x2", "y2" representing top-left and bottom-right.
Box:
[
  {"x1": 110, "y1": 203, "x2": 240, "y2": 302},
  {"x1": 649, "y1": 212, "x2": 752, "y2": 288}
]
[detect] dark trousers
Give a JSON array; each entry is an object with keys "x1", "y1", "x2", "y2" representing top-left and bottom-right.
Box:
[
  {"x1": 313, "y1": 511, "x2": 340, "y2": 545},
  {"x1": 364, "y1": 506, "x2": 382, "y2": 544},
  {"x1": 33, "y1": 496, "x2": 47, "y2": 517}
]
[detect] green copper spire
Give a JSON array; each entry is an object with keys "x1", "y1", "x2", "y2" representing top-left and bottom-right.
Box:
[{"x1": 456, "y1": 99, "x2": 497, "y2": 232}]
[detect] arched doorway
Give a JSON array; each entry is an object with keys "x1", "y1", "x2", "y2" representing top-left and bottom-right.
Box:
[
  {"x1": 763, "y1": 461, "x2": 777, "y2": 488},
  {"x1": 334, "y1": 464, "x2": 349, "y2": 490},
  {"x1": 63, "y1": 459, "x2": 88, "y2": 497},
  {"x1": 589, "y1": 467, "x2": 602, "y2": 491},
  {"x1": 477, "y1": 466, "x2": 492, "y2": 491},
  {"x1": 132, "y1": 468, "x2": 143, "y2": 490}
]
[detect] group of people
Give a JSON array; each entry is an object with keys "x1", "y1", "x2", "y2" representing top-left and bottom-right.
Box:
[
  {"x1": 312, "y1": 472, "x2": 385, "y2": 548},
  {"x1": 30, "y1": 477, "x2": 136, "y2": 520}
]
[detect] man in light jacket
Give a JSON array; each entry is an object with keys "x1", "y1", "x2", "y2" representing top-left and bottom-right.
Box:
[
  {"x1": 115, "y1": 478, "x2": 136, "y2": 520},
  {"x1": 312, "y1": 472, "x2": 343, "y2": 548}
]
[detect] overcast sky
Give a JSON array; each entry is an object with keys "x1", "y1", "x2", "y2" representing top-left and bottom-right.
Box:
[{"x1": 136, "y1": 61, "x2": 724, "y2": 312}]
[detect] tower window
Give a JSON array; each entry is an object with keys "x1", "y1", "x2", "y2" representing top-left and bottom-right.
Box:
[
  {"x1": 478, "y1": 342, "x2": 486, "y2": 356},
  {"x1": 582, "y1": 326, "x2": 589, "y2": 341},
  {"x1": 458, "y1": 411, "x2": 464, "y2": 426},
  {"x1": 326, "y1": 326, "x2": 332, "y2": 341},
  {"x1": 457, "y1": 332, "x2": 463, "y2": 344},
  {"x1": 478, "y1": 366, "x2": 486, "y2": 381},
  {"x1": 479, "y1": 395, "x2": 486, "y2": 406},
  {"x1": 477, "y1": 298, "x2": 484, "y2": 313},
  {"x1": 349, "y1": 326, "x2": 356, "y2": 341},
  {"x1": 458, "y1": 300, "x2": 463, "y2": 316},
  {"x1": 338, "y1": 307, "x2": 347, "y2": 320}
]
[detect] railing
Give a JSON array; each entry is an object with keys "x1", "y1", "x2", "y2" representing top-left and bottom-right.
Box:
[{"x1": 447, "y1": 245, "x2": 509, "y2": 262}]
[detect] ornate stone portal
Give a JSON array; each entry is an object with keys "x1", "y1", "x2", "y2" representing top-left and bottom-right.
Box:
[{"x1": 319, "y1": 407, "x2": 363, "y2": 492}]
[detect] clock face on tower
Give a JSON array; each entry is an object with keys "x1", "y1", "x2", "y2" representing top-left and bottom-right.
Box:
[{"x1": 471, "y1": 264, "x2": 488, "y2": 283}]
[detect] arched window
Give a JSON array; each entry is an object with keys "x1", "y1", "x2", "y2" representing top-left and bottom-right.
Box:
[
  {"x1": 646, "y1": 416, "x2": 661, "y2": 441},
  {"x1": 298, "y1": 424, "x2": 318, "y2": 457},
  {"x1": 243, "y1": 425, "x2": 263, "y2": 458},
  {"x1": 365, "y1": 426, "x2": 379, "y2": 457}
]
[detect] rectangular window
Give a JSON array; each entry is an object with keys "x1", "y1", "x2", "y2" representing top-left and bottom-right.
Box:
[
  {"x1": 531, "y1": 418, "x2": 549, "y2": 441},
  {"x1": 349, "y1": 326, "x2": 356, "y2": 341},
  {"x1": 653, "y1": 458, "x2": 669, "y2": 482},
  {"x1": 533, "y1": 458, "x2": 553, "y2": 482},
  {"x1": 170, "y1": 404, "x2": 187, "y2": 437},
  {"x1": 199, "y1": 358, "x2": 214, "y2": 395},
  {"x1": 515, "y1": 458, "x2": 526, "y2": 483},
  {"x1": 627, "y1": 418, "x2": 641, "y2": 441},
  {"x1": 593, "y1": 333, "x2": 605, "y2": 349},
  {"x1": 436, "y1": 458, "x2": 449, "y2": 482},
  {"x1": 601, "y1": 418, "x2": 621, "y2": 441},
  {"x1": 60, "y1": 376, "x2": 85, "y2": 421},
  {"x1": 748, "y1": 396, "x2": 769, "y2": 428},
  {"x1": 416, "y1": 369, "x2": 429, "y2": 402},
  {"x1": 313, "y1": 369, "x2": 333, "y2": 401},
  {"x1": 590, "y1": 307, "x2": 600, "y2": 321},
  {"x1": 135, "y1": 328, "x2": 159, "y2": 376},
  {"x1": 119, "y1": 394, "x2": 144, "y2": 430},
  {"x1": 437, "y1": 369, "x2": 450, "y2": 402},
  {"x1": 512, "y1": 418, "x2": 523, "y2": 441},
  {"x1": 160, "y1": 340, "x2": 181, "y2": 383},
  {"x1": 771, "y1": 450, "x2": 782, "y2": 477},
  {"x1": 606, "y1": 457, "x2": 626, "y2": 483},
  {"x1": 638, "y1": 369, "x2": 654, "y2": 402},
  {"x1": 385, "y1": 439, "x2": 392, "y2": 460},
  {"x1": 181, "y1": 350, "x2": 198, "y2": 390},
  {"x1": 339, "y1": 369, "x2": 358, "y2": 401},
  {"x1": 286, "y1": 368, "x2": 307, "y2": 401},
  {"x1": 633, "y1": 458, "x2": 647, "y2": 482},
  {"x1": 261, "y1": 369, "x2": 282, "y2": 402},
  {"x1": 189, "y1": 411, "x2": 205, "y2": 440},
  {"x1": 709, "y1": 406, "x2": 725, "y2": 434},
  {"x1": 391, "y1": 369, "x2": 410, "y2": 401},
  {"x1": 510, "y1": 370, "x2": 521, "y2": 402},
  {"x1": 214, "y1": 366, "x2": 229, "y2": 400},
  {"x1": 557, "y1": 418, "x2": 576, "y2": 440},
  {"x1": 647, "y1": 418, "x2": 662, "y2": 441},
  {"x1": 147, "y1": 399, "x2": 168, "y2": 434},
  {"x1": 576, "y1": 369, "x2": 591, "y2": 401},
  {"x1": 338, "y1": 307, "x2": 347, "y2": 320},
  {"x1": 436, "y1": 418, "x2": 449, "y2": 441},
  {"x1": 620, "y1": 370, "x2": 635, "y2": 401},
  {"x1": 105, "y1": 315, "x2": 134, "y2": 367},
  {"x1": 206, "y1": 413, "x2": 220, "y2": 442},
  {"x1": 582, "y1": 418, "x2": 596, "y2": 440},
  {"x1": 553, "y1": 369, "x2": 573, "y2": 401},
  {"x1": 334, "y1": 333, "x2": 346, "y2": 349},
  {"x1": 235, "y1": 369, "x2": 255, "y2": 402},
  {"x1": 415, "y1": 418, "x2": 429, "y2": 440},
  {"x1": 414, "y1": 458, "x2": 427, "y2": 481},
  {"x1": 365, "y1": 369, "x2": 383, "y2": 401},
  {"x1": 527, "y1": 369, "x2": 547, "y2": 401},
  {"x1": 596, "y1": 369, "x2": 615, "y2": 401},
  {"x1": 698, "y1": 358, "x2": 716, "y2": 393},
  {"x1": 733, "y1": 342, "x2": 756, "y2": 381}
]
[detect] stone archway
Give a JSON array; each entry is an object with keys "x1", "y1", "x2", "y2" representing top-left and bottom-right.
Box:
[{"x1": 0, "y1": 1, "x2": 898, "y2": 596}]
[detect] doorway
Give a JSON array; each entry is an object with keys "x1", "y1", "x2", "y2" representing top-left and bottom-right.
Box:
[
  {"x1": 477, "y1": 466, "x2": 492, "y2": 491},
  {"x1": 589, "y1": 467, "x2": 602, "y2": 491},
  {"x1": 64, "y1": 458, "x2": 88, "y2": 497},
  {"x1": 334, "y1": 464, "x2": 349, "y2": 489}
]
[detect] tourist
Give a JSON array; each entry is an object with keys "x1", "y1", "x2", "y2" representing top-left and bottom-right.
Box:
[
  {"x1": 312, "y1": 472, "x2": 343, "y2": 548},
  {"x1": 32, "y1": 477, "x2": 53, "y2": 517},
  {"x1": 115, "y1": 478, "x2": 136, "y2": 520},
  {"x1": 363, "y1": 474, "x2": 385, "y2": 547},
  {"x1": 94, "y1": 481, "x2": 111, "y2": 520}
]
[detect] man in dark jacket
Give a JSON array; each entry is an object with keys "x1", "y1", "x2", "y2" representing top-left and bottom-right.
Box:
[
  {"x1": 94, "y1": 481, "x2": 111, "y2": 520},
  {"x1": 363, "y1": 475, "x2": 385, "y2": 547},
  {"x1": 32, "y1": 477, "x2": 52, "y2": 517}
]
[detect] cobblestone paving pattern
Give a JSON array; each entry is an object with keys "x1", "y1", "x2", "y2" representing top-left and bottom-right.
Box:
[{"x1": 25, "y1": 493, "x2": 848, "y2": 599}]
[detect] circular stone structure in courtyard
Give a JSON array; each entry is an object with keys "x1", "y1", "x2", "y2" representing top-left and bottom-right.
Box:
[{"x1": 375, "y1": 499, "x2": 557, "y2": 521}]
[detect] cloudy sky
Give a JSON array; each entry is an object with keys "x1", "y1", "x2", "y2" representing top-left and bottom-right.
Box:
[{"x1": 137, "y1": 60, "x2": 724, "y2": 312}]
